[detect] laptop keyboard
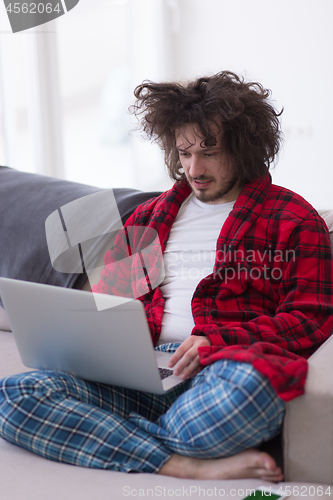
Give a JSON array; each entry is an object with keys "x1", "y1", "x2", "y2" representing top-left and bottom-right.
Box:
[{"x1": 158, "y1": 367, "x2": 174, "y2": 380}]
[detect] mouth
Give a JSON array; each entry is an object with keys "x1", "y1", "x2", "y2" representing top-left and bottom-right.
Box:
[{"x1": 192, "y1": 179, "x2": 213, "y2": 189}]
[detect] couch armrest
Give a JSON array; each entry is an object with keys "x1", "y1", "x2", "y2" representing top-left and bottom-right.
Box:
[{"x1": 283, "y1": 334, "x2": 333, "y2": 484}]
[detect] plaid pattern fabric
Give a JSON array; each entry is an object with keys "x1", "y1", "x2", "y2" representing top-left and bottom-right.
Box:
[
  {"x1": 92, "y1": 174, "x2": 333, "y2": 401},
  {"x1": 0, "y1": 346, "x2": 284, "y2": 472}
]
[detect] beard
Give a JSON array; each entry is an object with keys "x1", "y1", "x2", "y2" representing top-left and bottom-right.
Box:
[{"x1": 189, "y1": 172, "x2": 239, "y2": 204}]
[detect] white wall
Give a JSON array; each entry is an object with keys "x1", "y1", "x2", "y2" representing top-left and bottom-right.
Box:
[{"x1": 168, "y1": 0, "x2": 333, "y2": 209}]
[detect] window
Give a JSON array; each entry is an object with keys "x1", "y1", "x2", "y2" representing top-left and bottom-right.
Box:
[{"x1": 0, "y1": 0, "x2": 174, "y2": 191}]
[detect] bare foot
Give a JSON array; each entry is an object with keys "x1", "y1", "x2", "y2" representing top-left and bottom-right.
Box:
[{"x1": 157, "y1": 449, "x2": 283, "y2": 482}]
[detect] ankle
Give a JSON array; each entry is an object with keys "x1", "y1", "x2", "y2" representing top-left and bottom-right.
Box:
[{"x1": 157, "y1": 454, "x2": 198, "y2": 479}]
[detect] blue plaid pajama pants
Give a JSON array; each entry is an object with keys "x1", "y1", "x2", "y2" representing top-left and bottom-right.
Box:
[{"x1": 0, "y1": 343, "x2": 285, "y2": 473}]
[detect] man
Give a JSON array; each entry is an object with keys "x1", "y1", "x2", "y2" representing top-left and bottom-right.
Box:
[{"x1": 1, "y1": 71, "x2": 333, "y2": 481}]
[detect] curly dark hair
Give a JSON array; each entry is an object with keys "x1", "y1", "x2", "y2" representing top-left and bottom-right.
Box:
[{"x1": 130, "y1": 71, "x2": 283, "y2": 184}]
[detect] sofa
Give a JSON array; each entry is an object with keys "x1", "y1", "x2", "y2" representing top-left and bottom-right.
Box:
[{"x1": 0, "y1": 165, "x2": 332, "y2": 500}]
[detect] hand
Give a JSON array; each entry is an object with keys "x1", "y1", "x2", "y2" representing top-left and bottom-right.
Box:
[{"x1": 168, "y1": 336, "x2": 211, "y2": 380}]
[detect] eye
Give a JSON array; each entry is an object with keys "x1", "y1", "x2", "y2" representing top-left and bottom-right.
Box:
[{"x1": 179, "y1": 152, "x2": 190, "y2": 157}]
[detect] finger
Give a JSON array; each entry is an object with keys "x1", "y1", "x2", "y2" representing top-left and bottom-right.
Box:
[
  {"x1": 168, "y1": 349, "x2": 185, "y2": 368},
  {"x1": 173, "y1": 354, "x2": 193, "y2": 375},
  {"x1": 172, "y1": 343, "x2": 199, "y2": 373},
  {"x1": 182, "y1": 365, "x2": 202, "y2": 380},
  {"x1": 178, "y1": 356, "x2": 201, "y2": 379},
  {"x1": 168, "y1": 339, "x2": 192, "y2": 367}
]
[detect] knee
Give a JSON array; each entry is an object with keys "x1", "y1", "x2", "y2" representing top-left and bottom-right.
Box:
[
  {"x1": 0, "y1": 371, "x2": 66, "y2": 439},
  {"x1": 192, "y1": 360, "x2": 285, "y2": 428},
  {"x1": 0, "y1": 370, "x2": 67, "y2": 405}
]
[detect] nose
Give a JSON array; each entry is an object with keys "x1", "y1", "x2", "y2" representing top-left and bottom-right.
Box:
[{"x1": 188, "y1": 155, "x2": 206, "y2": 178}]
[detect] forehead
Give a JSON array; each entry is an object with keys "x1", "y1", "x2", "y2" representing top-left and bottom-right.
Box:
[{"x1": 175, "y1": 123, "x2": 222, "y2": 149}]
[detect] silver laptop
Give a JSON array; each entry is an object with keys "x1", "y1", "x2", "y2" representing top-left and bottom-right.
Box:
[{"x1": 0, "y1": 278, "x2": 184, "y2": 394}]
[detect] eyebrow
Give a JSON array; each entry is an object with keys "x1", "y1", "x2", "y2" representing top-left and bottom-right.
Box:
[{"x1": 176, "y1": 145, "x2": 220, "y2": 152}]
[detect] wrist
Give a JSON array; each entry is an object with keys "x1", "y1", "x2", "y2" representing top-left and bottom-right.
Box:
[{"x1": 192, "y1": 325, "x2": 226, "y2": 346}]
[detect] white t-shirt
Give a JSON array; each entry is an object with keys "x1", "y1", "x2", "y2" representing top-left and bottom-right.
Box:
[{"x1": 158, "y1": 194, "x2": 235, "y2": 345}]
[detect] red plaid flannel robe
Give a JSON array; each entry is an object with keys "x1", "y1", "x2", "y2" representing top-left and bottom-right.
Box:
[{"x1": 92, "y1": 174, "x2": 333, "y2": 401}]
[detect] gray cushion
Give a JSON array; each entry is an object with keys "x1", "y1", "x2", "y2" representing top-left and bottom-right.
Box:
[{"x1": 0, "y1": 166, "x2": 161, "y2": 308}]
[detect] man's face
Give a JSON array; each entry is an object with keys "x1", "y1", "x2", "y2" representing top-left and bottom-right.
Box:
[{"x1": 175, "y1": 123, "x2": 241, "y2": 204}]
